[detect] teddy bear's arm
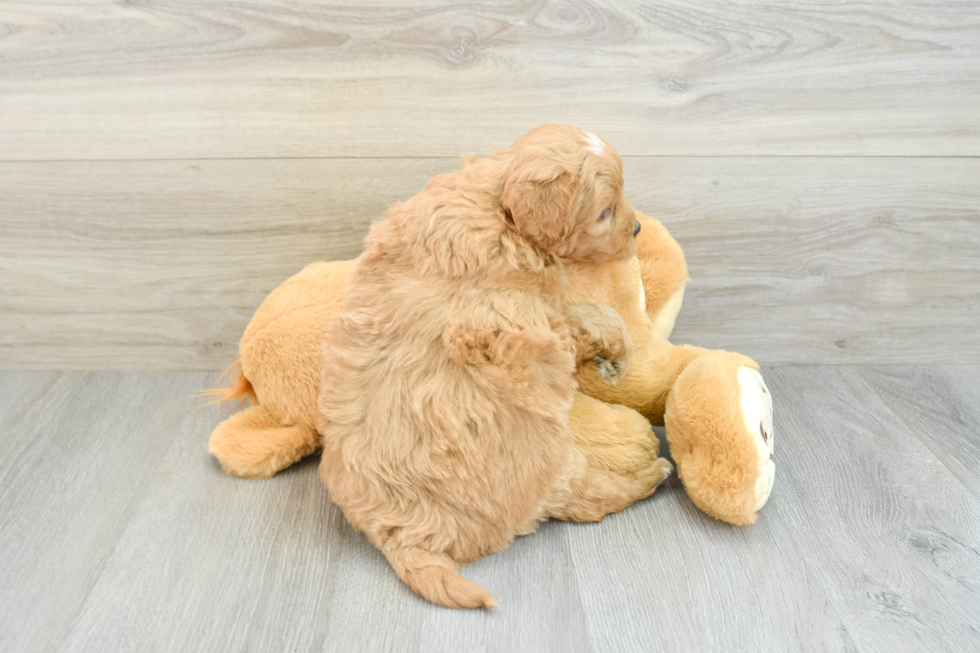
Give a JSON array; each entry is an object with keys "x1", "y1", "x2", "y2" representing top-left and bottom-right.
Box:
[
  {"x1": 634, "y1": 212, "x2": 689, "y2": 340},
  {"x1": 577, "y1": 334, "x2": 709, "y2": 424}
]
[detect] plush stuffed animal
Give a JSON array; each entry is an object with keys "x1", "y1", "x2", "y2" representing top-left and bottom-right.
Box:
[{"x1": 208, "y1": 212, "x2": 774, "y2": 525}]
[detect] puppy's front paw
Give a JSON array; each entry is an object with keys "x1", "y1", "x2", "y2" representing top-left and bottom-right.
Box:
[
  {"x1": 565, "y1": 303, "x2": 633, "y2": 383},
  {"x1": 593, "y1": 354, "x2": 628, "y2": 385}
]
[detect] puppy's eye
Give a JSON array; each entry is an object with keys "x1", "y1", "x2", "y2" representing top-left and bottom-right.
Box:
[{"x1": 598, "y1": 207, "x2": 613, "y2": 222}]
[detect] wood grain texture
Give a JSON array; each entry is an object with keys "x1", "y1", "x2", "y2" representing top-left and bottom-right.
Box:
[
  {"x1": 567, "y1": 365, "x2": 980, "y2": 652},
  {"x1": 1, "y1": 368, "x2": 978, "y2": 652},
  {"x1": 636, "y1": 157, "x2": 980, "y2": 365},
  {"x1": 2, "y1": 157, "x2": 978, "y2": 369},
  {"x1": 1, "y1": 0, "x2": 978, "y2": 160},
  {"x1": 848, "y1": 365, "x2": 980, "y2": 499},
  {"x1": 0, "y1": 373, "x2": 191, "y2": 653},
  {"x1": 0, "y1": 158, "x2": 452, "y2": 369}
]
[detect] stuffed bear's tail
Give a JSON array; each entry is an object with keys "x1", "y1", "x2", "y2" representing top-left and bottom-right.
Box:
[
  {"x1": 200, "y1": 359, "x2": 256, "y2": 404},
  {"x1": 384, "y1": 545, "x2": 497, "y2": 609}
]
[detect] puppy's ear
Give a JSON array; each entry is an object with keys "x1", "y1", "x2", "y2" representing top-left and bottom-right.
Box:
[{"x1": 501, "y1": 165, "x2": 580, "y2": 248}]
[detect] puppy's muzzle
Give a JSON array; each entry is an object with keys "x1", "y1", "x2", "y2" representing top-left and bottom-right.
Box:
[{"x1": 633, "y1": 221, "x2": 641, "y2": 237}]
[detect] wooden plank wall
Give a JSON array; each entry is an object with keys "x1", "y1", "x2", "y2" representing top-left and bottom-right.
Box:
[{"x1": 1, "y1": 0, "x2": 978, "y2": 369}]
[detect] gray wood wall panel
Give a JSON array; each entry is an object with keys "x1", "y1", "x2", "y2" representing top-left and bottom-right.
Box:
[
  {"x1": 1, "y1": 1, "x2": 978, "y2": 159},
  {"x1": 3, "y1": 0, "x2": 979, "y2": 369},
  {"x1": 638, "y1": 157, "x2": 980, "y2": 365},
  {"x1": 0, "y1": 158, "x2": 449, "y2": 369},
  {"x1": 2, "y1": 369, "x2": 978, "y2": 652},
  {"x1": 2, "y1": 157, "x2": 977, "y2": 369}
]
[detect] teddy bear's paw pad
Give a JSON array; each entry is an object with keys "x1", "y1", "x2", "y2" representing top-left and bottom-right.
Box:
[
  {"x1": 737, "y1": 367, "x2": 775, "y2": 511},
  {"x1": 593, "y1": 354, "x2": 626, "y2": 385}
]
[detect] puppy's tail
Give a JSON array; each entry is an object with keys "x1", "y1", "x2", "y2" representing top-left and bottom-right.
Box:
[
  {"x1": 384, "y1": 545, "x2": 497, "y2": 609},
  {"x1": 199, "y1": 359, "x2": 256, "y2": 405}
]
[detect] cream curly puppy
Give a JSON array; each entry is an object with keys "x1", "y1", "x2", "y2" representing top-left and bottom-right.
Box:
[{"x1": 318, "y1": 125, "x2": 672, "y2": 609}]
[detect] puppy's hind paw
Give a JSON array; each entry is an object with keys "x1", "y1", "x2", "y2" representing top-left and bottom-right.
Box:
[
  {"x1": 594, "y1": 355, "x2": 627, "y2": 385},
  {"x1": 634, "y1": 457, "x2": 673, "y2": 500}
]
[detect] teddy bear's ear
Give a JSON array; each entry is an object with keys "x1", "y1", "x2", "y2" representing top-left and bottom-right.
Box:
[{"x1": 500, "y1": 164, "x2": 580, "y2": 248}]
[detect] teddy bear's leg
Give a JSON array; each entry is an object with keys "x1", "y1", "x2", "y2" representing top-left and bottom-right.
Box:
[
  {"x1": 543, "y1": 392, "x2": 673, "y2": 523},
  {"x1": 568, "y1": 392, "x2": 661, "y2": 474},
  {"x1": 665, "y1": 351, "x2": 775, "y2": 525},
  {"x1": 546, "y1": 443, "x2": 673, "y2": 523},
  {"x1": 208, "y1": 404, "x2": 320, "y2": 479}
]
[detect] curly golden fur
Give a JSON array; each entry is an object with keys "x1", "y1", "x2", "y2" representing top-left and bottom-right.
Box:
[{"x1": 317, "y1": 125, "x2": 672, "y2": 609}]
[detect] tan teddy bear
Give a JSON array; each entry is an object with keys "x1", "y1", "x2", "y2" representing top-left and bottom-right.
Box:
[{"x1": 208, "y1": 212, "x2": 774, "y2": 525}]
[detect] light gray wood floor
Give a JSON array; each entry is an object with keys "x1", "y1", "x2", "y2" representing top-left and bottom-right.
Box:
[{"x1": 1, "y1": 367, "x2": 978, "y2": 652}]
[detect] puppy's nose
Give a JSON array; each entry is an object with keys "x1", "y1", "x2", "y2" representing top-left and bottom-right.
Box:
[{"x1": 633, "y1": 220, "x2": 641, "y2": 237}]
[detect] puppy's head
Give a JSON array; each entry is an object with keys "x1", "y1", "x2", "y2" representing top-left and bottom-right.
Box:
[{"x1": 500, "y1": 125, "x2": 637, "y2": 263}]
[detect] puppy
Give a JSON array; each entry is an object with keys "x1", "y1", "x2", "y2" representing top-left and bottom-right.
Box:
[{"x1": 318, "y1": 125, "x2": 672, "y2": 609}]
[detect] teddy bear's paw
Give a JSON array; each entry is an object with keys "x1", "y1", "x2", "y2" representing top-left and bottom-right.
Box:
[
  {"x1": 737, "y1": 367, "x2": 775, "y2": 511},
  {"x1": 593, "y1": 354, "x2": 627, "y2": 385}
]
